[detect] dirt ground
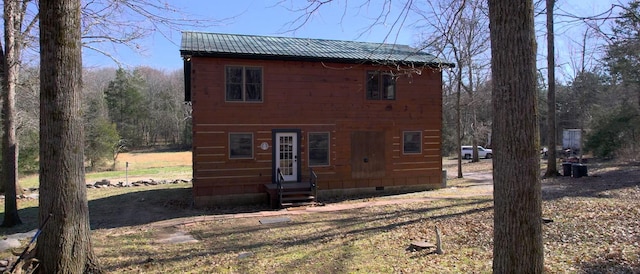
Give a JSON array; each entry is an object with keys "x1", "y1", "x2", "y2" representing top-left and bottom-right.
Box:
[
  {"x1": 90, "y1": 157, "x2": 640, "y2": 273},
  {"x1": 87, "y1": 157, "x2": 640, "y2": 230}
]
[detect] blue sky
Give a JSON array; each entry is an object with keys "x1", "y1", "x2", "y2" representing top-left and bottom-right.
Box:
[{"x1": 82, "y1": 0, "x2": 621, "y2": 76}]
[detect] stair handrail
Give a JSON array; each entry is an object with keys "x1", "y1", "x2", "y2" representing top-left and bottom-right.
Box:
[
  {"x1": 276, "y1": 168, "x2": 285, "y2": 208},
  {"x1": 309, "y1": 167, "x2": 318, "y2": 203}
]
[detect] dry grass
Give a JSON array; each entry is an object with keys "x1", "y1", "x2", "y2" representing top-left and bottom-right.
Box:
[
  {"x1": 18, "y1": 151, "x2": 193, "y2": 188},
  {"x1": 90, "y1": 157, "x2": 638, "y2": 273},
  {"x1": 442, "y1": 157, "x2": 494, "y2": 176},
  {"x1": 91, "y1": 183, "x2": 639, "y2": 273},
  {"x1": 114, "y1": 151, "x2": 192, "y2": 170},
  {"x1": 3, "y1": 153, "x2": 640, "y2": 273}
]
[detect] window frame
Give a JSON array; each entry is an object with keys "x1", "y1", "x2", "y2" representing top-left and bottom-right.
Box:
[
  {"x1": 366, "y1": 70, "x2": 396, "y2": 100},
  {"x1": 225, "y1": 66, "x2": 263, "y2": 102},
  {"x1": 308, "y1": 132, "x2": 330, "y2": 167},
  {"x1": 402, "y1": 131, "x2": 422, "y2": 155},
  {"x1": 229, "y1": 132, "x2": 254, "y2": 159}
]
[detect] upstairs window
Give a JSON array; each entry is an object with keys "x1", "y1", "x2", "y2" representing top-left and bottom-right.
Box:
[
  {"x1": 366, "y1": 71, "x2": 395, "y2": 100},
  {"x1": 226, "y1": 66, "x2": 263, "y2": 102}
]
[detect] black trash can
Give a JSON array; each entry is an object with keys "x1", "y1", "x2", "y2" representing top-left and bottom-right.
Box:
[
  {"x1": 562, "y1": 162, "x2": 572, "y2": 177},
  {"x1": 572, "y1": 164, "x2": 588, "y2": 178}
]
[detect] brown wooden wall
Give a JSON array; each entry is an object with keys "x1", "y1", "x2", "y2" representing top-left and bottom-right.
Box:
[{"x1": 189, "y1": 57, "x2": 444, "y2": 206}]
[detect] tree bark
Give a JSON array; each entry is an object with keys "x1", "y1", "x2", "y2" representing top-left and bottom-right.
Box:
[
  {"x1": 544, "y1": 0, "x2": 559, "y2": 177},
  {"x1": 456, "y1": 66, "x2": 464, "y2": 178},
  {"x1": 489, "y1": 0, "x2": 543, "y2": 273},
  {"x1": 2, "y1": 0, "x2": 24, "y2": 227},
  {"x1": 37, "y1": 0, "x2": 102, "y2": 272}
]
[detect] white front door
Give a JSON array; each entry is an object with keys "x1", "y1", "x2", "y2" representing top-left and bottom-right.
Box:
[{"x1": 276, "y1": 132, "x2": 298, "y2": 182}]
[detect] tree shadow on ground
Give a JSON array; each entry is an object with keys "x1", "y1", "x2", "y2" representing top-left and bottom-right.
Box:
[
  {"x1": 542, "y1": 164, "x2": 640, "y2": 201},
  {"x1": 88, "y1": 187, "x2": 269, "y2": 229}
]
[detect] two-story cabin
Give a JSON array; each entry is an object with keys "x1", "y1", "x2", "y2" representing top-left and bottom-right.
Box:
[{"x1": 180, "y1": 31, "x2": 452, "y2": 207}]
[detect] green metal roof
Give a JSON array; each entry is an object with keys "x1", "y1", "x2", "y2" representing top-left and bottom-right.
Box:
[{"x1": 180, "y1": 31, "x2": 453, "y2": 67}]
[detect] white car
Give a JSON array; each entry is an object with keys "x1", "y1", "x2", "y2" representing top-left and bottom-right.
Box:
[{"x1": 461, "y1": 146, "x2": 493, "y2": 159}]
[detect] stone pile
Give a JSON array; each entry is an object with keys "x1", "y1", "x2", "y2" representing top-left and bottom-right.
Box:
[
  {"x1": 0, "y1": 178, "x2": 192, "y2": 200},
  {"x1": 86, "y1": 178, "x2": 191, "y2": 189}
]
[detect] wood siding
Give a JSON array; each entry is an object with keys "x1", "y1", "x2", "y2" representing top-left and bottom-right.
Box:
[{"x1": 190, "y1": 57, "x2": 444, "y2": 206}]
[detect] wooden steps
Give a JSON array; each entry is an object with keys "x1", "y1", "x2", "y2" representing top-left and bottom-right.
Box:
[
  {"x1": 281, "y1": 189, "x2": 316, "y2": 207},
  {"x1": 264, "y1": 167, "x2": 318, "y2": 209}
]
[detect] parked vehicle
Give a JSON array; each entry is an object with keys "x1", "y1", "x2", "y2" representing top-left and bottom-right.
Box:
[{"x1": 461, "y1": 146, "x2": 493, "y2": 159}]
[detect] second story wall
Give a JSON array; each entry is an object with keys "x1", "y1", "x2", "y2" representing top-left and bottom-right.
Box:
[{"x1": 190, "y1": 57, "x2": 443, "y2": 126}]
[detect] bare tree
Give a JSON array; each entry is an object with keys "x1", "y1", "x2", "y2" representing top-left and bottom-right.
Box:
[
  {"x1": 416, "y1": 0, "x2": 491, "y2": 171},
  {"x1": 489, "y1": 0, "x2": 543, "y2": 272},
  {"x1": 1, "y1": 0, "x2": 39, "y2": 227},
  {"x1": 544, "y1": 0, "x2": 559, "y2": 177},
  {"x1": 81, "y1": 0, "x2": 222, "y2": 65},
  {"x1": 37, "y1": 0, "x2": 102, "y2": 271},
  {"x1": 0, "y1": 0, "x2": 218, "y2": 227}
]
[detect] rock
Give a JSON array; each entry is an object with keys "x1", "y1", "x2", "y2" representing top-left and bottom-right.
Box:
[
  {"x1": 0, "y1": 239, "x2": 21, "y2": 252},
  {"x1": 5, "y1": 229, "x2": 37, "y2": 241},
  {"x1": 95, "y1": 179, "x2": 111, "y2": 186},
  {"x1": 237, "y1": 252, "x2": 253, "y2": 259},
  {"x1": 155, "y1": 231, "x2": 199, "y2": 244},
  {"x1": 0, "y1": 259, "x2": 8, "y2": 267}
]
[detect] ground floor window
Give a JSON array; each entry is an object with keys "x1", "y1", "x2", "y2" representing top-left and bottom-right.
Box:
[
  {"x1": 308, "y1": 132, "x2": 330, "y2": 166},
  {"x1": 229, "y1": 133, "x2": 253, "y2": 159},
  {"x1": 403, "y1": 131, "x2": 421, "y2": 154}
]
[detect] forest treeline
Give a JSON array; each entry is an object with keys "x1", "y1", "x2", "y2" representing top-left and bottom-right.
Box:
[
  {"x1": 438, "y1": 0, "x2": 640, "y2": 161},
  {"x1": 14, "y1": 66, "x2": 191, "y2": 172}
]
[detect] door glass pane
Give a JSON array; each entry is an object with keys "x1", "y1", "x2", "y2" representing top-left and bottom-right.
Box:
[{"x1": 279, "y1": 135, "x2": 293, "y2": 175}]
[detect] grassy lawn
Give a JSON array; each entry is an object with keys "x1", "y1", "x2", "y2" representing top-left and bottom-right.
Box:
[
  {"x1": 18, "y1": 151, "x2": 192, "y2": 189},
  {"x1": 1, "y1": 153, "x2": 639, "y2": 273}
]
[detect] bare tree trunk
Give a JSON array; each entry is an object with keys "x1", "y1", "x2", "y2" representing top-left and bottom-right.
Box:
[
  {"x1": 456, "y1": 67, "x2": 463, "y2": 178},
  {"x1": 472, "y1": 125, "x2": 479, "y2": 162},
  {"x1": 37, "y1": 0, "x2": 102, "y2": 272},
  {"x1": 1, "y1": 0, "x2": 24, "y2": 227},
  {"x1": 489, "y1": 0, "x2": 543, "y2": 273},
  {"x1": 544, "y1": 0, "x2": 559, "y2": 177}
]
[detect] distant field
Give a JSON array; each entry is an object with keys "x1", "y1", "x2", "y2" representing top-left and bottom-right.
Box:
[{"x1": 19, "y1": 151, "x2": 193, "y2": 189}]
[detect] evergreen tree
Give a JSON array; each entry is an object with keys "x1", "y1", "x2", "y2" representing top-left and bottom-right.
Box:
[{"x1": 104, "y1": 68, "x2": 146, "y2": 147}]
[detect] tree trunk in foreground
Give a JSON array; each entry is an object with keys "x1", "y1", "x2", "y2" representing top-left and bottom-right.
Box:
[
  {"x1": 544, "y1": 0, "x2": 559, "y2": 177},
  {"x1": 489, "y1": 0, "x2": 543, "y2": 273},
  {"x1": 1, "y1": 0, "x2": 24, "y2": 228},
  {"x1": 37, "y1": 0, "x2": 102, "y2": 272}
]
